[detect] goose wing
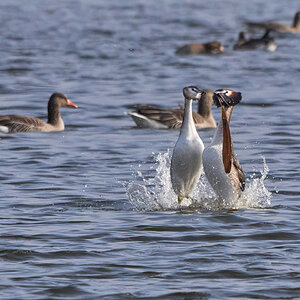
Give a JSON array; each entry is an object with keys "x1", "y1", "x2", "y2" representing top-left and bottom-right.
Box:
[
  {"x1": 0, "y1": 115, "x2": 47, "y2": 133},
  {"x1": 134, "y1": 105, "x2": 183, "y2": 128},
  {"x1": 161, "y1": 111, "x2": 206, "y2": 129},
  {"x1": 232, "y1": 155, "x2": 245, "y2": 191},
  {"x1": 135, "y1": 105, "x2": 205, "y2": 129},
  {"x1": 246, "y1": 21, "x2": 287, "y2": 32}
]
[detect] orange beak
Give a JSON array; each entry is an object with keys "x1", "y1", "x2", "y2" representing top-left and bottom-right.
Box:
[{"x1": 66, "y1": 98, "x2": 78, "y2": 108}]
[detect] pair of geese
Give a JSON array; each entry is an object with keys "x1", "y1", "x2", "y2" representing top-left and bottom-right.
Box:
[
  {"x1": 129, "y1": 87, "x2": 244, "y2": 205},
  {"x1": 170, "y1": 87, "x2": 244, "y2": 205},
  {"x1": 176, "y1": 30, "x2": 276, "y2": 55},
  {"x1": 235, "y1": 11, "x2": 300, "y2": 51}
]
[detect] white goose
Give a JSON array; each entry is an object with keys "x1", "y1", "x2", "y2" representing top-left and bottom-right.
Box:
[
  {"x1": 202, "y1": 89, "x2": 245, "y2": 203},
  {"x1": 170, "y1": 86, "x2": 205, "y2": 204}
]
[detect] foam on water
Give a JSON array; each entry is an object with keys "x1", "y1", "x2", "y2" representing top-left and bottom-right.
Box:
[{"x1": 126, "y1": 151, "x2": 271, "y2": 211}]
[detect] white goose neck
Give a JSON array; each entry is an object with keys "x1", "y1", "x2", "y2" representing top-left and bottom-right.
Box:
[{"x1": 180, "y1": 98, "x2": 198, "y2": 138}]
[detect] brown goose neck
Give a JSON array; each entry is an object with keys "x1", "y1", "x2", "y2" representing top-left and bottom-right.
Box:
[
  {"x1": 197, "y1": 94, "x2": 212, "y2": 117},
  {"x1": 47, "y1": 99, "x2": 61, "y2": 125},
  {"x1": 293, "y1": 13, "x2": 300, "y2": 28}
]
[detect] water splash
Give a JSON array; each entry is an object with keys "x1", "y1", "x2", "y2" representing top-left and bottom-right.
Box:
[
  {"x1": 126, "y1": 151, "x2": 271, "y2": 211},
  {"x1": 240, "y1": 157, "x2": 272, "y2": 208}
]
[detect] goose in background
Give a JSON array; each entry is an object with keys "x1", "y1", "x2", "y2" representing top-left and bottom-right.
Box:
[
  {"x1": 0, "y1": 93, "x2": 78, "y2": 133},
  {"x1": 202, "y1": 89, "x2": 245, "y2": 204},
  {"x1": 246, "y1": 11, "x2": 300, "y2": 33},
  {"x1": 127, "y1": 89, "x2": 216, "y2": 129},
  {"x1": 234, "y1": 30, "x2": 277, "y2": 51},
  {"x1": 170, "y1": 86, "x2": 205, "y2": 204},
  {"x1": 176, "y1": 41, "x2": 224, "y2": 55}
]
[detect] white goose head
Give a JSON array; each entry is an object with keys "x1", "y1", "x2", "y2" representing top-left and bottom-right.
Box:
[{"x1": 183, "y1": 86, "x2": 203, "y2": 101}]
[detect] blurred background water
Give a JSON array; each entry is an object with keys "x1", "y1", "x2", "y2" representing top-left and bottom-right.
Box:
[{"x1": 0, "y1": 0, "x2": 299, "y2": 299}]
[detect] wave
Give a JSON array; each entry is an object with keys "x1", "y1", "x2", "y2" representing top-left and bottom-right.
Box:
[{"x1": 126, "y1": 151, "x2": 271, "y2": 211}]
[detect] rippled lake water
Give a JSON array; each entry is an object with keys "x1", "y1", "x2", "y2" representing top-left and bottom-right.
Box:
[{"x1": 0, "y1": 0, "x2": 300, "y2": 299}]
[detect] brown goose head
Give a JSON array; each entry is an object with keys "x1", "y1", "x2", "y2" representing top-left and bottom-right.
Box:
[
  {"x1": 205, "y1": 41, "x2": 225, "y2": 54},
  {"x1": 237, "y1": 32, "x2": 247, "y2": 44},
  {"x1": 49, "y1": 93, "x2": 78, "y2": 109},
  {"x1": 47, "y1": 93, "x2": 78, "y2": 125},
  {"x1": 293, "y1": 11, "x2": 300, "y2": 29}
]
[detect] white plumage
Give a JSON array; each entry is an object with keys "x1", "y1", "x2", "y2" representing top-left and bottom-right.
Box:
[
  {"x1": 202, "y1": 125, "x2": 238, "y2": 202},
  {"x1": 0, "y1": 125, "x2": 9, "y2": 133},
  {"x1": 170, "y1": 86, "x2": 204, "y2": 204}
]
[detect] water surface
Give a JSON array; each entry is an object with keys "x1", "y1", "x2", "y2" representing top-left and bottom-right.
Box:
[{"x1": 0, "y1": 0, "x2": 300, "y2": 299}]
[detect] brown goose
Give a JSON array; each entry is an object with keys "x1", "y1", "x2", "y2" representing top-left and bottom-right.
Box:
[
  {"x1": 127, "y1": 89, "x2": 216, "y2": 129},
  {"x1": 0, "y1": 93, "x2": 78, "y2": 133},
  {"x1": 234, "y1": 30, "x2": 277, "y2": 51},
  {"x1": 202, "y1": 89, "x2": 245, "y2": 203},
  {"x1": 246, "y1": 11, "x2": 300, "y2": 33},
  {"x1": 175, "y1": 41, "x2": 224, "y2": 55}
]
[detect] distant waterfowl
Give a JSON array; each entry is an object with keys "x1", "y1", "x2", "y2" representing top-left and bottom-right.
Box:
[
  {"x1": 234, "y1": 30, "x2": 277, "y2": 51},
  {"x1": 202, "y1": 89, "x2": 245, "y2": 203},
  {"x1": 170, "y1": 86, "x2": 205, "y2": 204},
  {"x1": 246, "y1": 11, "x2": 300, "y2": 33},
  {"x1": 0, "y1": 93, "x2": 78, "y2": 133},
  {"x1": 176, "y1": 41, "x2": 224, "y2": 55},
  {"x1": 127, "y1": 89, "x2": 216, "y2": 129}
]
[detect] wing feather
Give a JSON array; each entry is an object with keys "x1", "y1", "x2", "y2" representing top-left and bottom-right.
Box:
[
  {"x1": 134, "y1": 105, "x2": 205, "y2": 129},
  {"x1": 0, "y1": 115, "x2": 47, "y2": 133},
  {"x1": 232, "y1": 155, "x2": 245, "y2": 191},
  {"x1": 135, "y1": 105, "x2": 184, "y2": 128}
]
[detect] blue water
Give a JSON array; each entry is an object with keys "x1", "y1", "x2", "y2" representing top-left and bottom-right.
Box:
[{"x1": 0, "y1": 0, "x2": 300, "y2": 299}]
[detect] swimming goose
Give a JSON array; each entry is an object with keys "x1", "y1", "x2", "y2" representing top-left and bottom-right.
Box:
[
  {"x1": 246, "y1": 11, "x2": 300, "y2": 33},
  {"x1": 234, "y1": 30, "x2": 277, "y2": 51},
  {"x1": 0, "y1": 93, "x2": 78, "y2": 133},
  {"x1": 176, "y1": 41, "x2": 224, "y2": 55},
  {"x1": 170, "y1": 86, "x2": 205, "y2": 204},
  {"x1": 128, "y1": 89, "x2": 216, "y2": 129},
  {"x1": 202, "y1": 89, "x2": 245, "y2": 203}
]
